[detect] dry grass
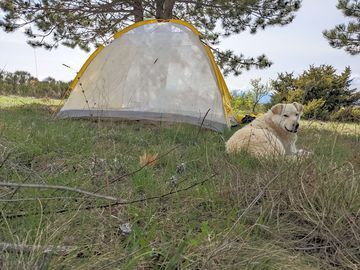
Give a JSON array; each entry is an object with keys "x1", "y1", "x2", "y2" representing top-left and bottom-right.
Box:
[{"x1": 302, "y1": 119, "x2": 359, "y2": 137}]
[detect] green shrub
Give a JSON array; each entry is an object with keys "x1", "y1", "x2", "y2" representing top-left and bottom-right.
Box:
[
  {"x1": 271, "y1": 65, "x2": 360, "y2": 121},
  {"x1": 330, "y1": 106, "x2": 360, "y2": 122},
  {"x1": 303, "y1": 98, "x2": 327, "y2": 120},
  {"x1": 286, "y1": 89, "x2": 304, "y2": 103}
]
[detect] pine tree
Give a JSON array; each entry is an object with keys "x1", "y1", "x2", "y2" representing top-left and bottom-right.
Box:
[
  {"x1": 323, "y1": 0, "x2": 360, "y2": 55},
  {"x1": 271, "y1": 65, "x2": 360, "y2": 120},
  {"x1": 271, "y1": 72, "x2": 297, "y2": 104},
  {"x1": 0, "y1": 0, "x2": 301, "y2": 76}
]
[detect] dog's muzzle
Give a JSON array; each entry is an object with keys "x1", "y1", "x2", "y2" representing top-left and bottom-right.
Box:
[{"x1": 285, "y1": 123, "x2": 299, "y2": 133}]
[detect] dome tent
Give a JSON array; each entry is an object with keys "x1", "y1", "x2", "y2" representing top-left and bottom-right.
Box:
[{"x1": 58, "y1": 19, "x2": 236, "y2": 131}]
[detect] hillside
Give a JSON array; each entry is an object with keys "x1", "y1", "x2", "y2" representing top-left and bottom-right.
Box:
[{"x1": 0, "y1": 97, "x2": 359, "y2": 269}]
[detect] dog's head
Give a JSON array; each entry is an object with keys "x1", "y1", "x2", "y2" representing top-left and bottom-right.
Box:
[{"x1": 270, "y1": 102, "x2": 303, "y2": 133}]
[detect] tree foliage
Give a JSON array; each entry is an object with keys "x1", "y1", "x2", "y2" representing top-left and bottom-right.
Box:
[
  {"x1": 231, "y1": 90, "x2": 253, "y2": 113},
  {"x1": 0, "y1": 0, "x2": 301, "y2": 76},
  {"x1": 231, "y1": 78, "x2": 271, "y2": 115},
  {"x1": 0, "y1": 70, "x2": 69, "y2": 98},
  {"x1": 271, "y1": 65, "x2": 360, "y2": 121},
  {"x1": 323, "y1": 0, "x2": 360, "y2": 55},
  {"x1": 248, "y1": 78, "x2": 272, "y2": 113}
]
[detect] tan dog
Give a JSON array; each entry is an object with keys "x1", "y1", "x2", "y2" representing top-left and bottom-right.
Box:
[{"x1": 226, "y1": 102, "x2": 308, "y2": 157}]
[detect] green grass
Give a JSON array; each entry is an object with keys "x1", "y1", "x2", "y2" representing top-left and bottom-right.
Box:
[
  {"x1": 0, "y1": 97, "x2": 359, "y2": 269},
  {"x1": 0, "y1": 95, "x2": 61, "y2": 108}
]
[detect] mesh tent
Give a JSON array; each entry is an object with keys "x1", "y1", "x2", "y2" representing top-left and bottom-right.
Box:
[{"x1": 58, "y1": 19, "x2": 236, "y2": 131}]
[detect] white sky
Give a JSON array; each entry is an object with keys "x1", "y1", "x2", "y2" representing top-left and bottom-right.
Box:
[{"x1": 0, "y1": 0, "x2": 359, "y2": 91}]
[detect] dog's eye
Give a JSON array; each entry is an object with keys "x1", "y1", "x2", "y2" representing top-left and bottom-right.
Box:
[
  {"x1": 295, "y1": 113, "x2": 299, "y2": 116},
  {"x1": 283, "y1": 114, "x2": 289, "y2": 117}
]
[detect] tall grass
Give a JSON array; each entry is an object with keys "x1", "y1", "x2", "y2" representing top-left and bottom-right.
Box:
[{"x1": 0, "y1": 101, "x2": 359, "y2": 269}]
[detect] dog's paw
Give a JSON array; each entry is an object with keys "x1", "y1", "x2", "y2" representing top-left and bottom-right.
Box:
[{"x1": 297, "y1": 149, "x2": 313, "y2": 157}]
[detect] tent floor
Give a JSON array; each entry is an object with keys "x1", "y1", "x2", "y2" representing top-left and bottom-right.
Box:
[{"x1": 58, "y1": 109, "x2": 227, "y2": 132}]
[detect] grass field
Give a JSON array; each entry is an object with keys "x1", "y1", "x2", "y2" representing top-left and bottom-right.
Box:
[
  {"x1": 0, "y1": 96, "x2": 359, "y2": 269},
  {"x1": 0, "y1": 95, "x2": 61, "y2": 108}
]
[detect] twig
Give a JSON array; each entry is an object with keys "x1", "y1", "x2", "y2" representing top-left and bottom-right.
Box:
[
  {"x1": 0, "y1": 242, "x2": 76, "y2": 255},
  {"x1": 0, "y1": 196, "x2": 78, "y2": 202},
  {"x1": 0, "y1": 182, "x2": 118, "y2": 201},
  {"x1": 8, "y1": 174, "x2": 32, "y2": 201},
  {"x1": 196, "y1": 108, "x2": 211, "y2": 138},
  {"x1": 111, "y1": 173, "x2": 217, "y2": 206},
  {"x1": 4, "y1": 173, "x2": 217, "y2": 219}
]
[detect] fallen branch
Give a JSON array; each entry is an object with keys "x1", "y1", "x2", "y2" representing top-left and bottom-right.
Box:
[
  {"x1": 0, "y1": 196, "x2": 77, "y2": 202},
  {"x1": 0, "y1": 242, "x2": 77, "y2": 270},
  {"x1": 0, "y1": 182, "x2": 118, "y2": 201},
  {"x1": 4, "y1": 173, "x2": 218, "y2": 219},
  {"x1": 111, "y1": 172, "x2": 217, "y2": 206},
  {"x1": 0, "y1": 242, "x2": 76, "y2": 255}
]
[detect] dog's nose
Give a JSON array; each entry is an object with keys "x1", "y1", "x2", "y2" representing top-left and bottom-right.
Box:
[{"x1": 294, "y1": 123, "x2": 299, "y2": 130}]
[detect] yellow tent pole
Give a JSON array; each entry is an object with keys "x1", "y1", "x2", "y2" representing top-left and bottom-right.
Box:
[{"x1": 203, "y1": 45, "x2": 233, "y2": 125}]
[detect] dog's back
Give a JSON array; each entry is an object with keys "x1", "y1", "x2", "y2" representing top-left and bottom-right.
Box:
[{"x1": 225, "y1": 113, "x2": 286, "y2": 156}]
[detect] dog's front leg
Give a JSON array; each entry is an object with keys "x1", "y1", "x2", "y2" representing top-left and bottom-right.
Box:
[
  {"x1": 287, "y1": 136, "x2": 311, "y2": 157},
  {"x1": 284, "y1": 136, "x2": 298, "y2": 155},
  {"x1": 289, "y1": 142, "x2": 298, "y2": 155},
  {"x1": 296, "y1": 149, "x2": 313, "y2": 157}
]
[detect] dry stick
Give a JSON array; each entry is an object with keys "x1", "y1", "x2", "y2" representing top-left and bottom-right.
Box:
[
  {"x1": 0, "y1": 182, "x2": 118, "y2": 201},
  {"x1": 0, "y1": 242, "x2": 76, "y2": 256},
  {"x1": 4, "y1": 173, "x2": 217, "y2": 220},
  {"x1": 196, "y1": 108, "x2": 211, "y2": 137},
  {"x1": 0, "y1": 197, "x2": 78, "y2": 202},
  {"x1": 0, "y1": 242, "x2": 73, "y2": 270},
  {"x1": 8, "y1": 174, "x2": 32, "y2": 201},
  {"x1": 112, "y1": 173, "x2": 217, "y2": 205}
]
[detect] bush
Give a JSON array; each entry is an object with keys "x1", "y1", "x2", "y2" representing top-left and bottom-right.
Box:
[
  {"x1": 0, "y1": 70, "x2": 69, "y2": 99},
  {"x1": 270, "y1": 65, "x2": 360, "y2": 121},
  {"x1": 286, "y1": 89, "x2": 304, "y2": 103},
  {"x1": 330, "y1": 106, "x2": 360, "y2": 122},
  {"x1": 303, "y1": 98, "x2": 327, "y2": 120}
]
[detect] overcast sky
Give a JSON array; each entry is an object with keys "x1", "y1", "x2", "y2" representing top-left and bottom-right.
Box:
[{"x1": 0, "y1": 0, "x2": 359, "y2": 91}]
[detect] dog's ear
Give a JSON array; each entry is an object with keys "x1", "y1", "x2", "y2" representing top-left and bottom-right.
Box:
[
  {"x1": 271, "y1": 104, "x2": 284, "y2": 115},
  {"x1": 292, "y1": 102, "x2": 304, "y2": 113}
]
